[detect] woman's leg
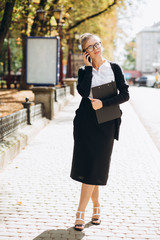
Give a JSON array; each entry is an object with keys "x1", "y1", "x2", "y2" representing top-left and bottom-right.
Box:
[
  {"x1": 75, "y1": 183, "x2": 95, "y2": 228},
  {"x1": 91, "y1": 186, "x2": 101, "y2": 223},
  {"x1": 91, "y1": 186, "x2": 100, "y2": 206}
]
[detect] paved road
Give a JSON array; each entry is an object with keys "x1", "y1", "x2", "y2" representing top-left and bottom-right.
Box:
[
  {"x1": 0, "y1": 90, "x2": 160, "y2": 240},
  {"x1": 129, "y1": 86, "x2": 160, "y2": 151}
]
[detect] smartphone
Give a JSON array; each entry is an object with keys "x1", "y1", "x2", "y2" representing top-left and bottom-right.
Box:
[{"x1": 82, "y1": 49, "x2": 91, "y2": 63}]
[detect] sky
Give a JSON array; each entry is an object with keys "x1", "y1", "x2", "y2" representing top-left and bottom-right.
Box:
[
  {"x1": 131, "y1": 0, "x2": 160, "y2": 37},
  {"x1": 114, "y1": 0, "x2": 160, "y2": 63}
]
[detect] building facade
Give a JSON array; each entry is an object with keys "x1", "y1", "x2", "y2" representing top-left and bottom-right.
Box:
[{"x1": 136, "y1": 22, "x2": 160, "y2": 74}]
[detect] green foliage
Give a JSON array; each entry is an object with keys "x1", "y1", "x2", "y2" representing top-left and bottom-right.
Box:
[
  {"x1": 0, "y1": 38, "x2": 22, "y2": 76},
  {"x1": 10, "y1": 39, "x2": 22, "y2": 73},
  {"x1": 0, "y1": 0, "x2": 129, "y2": 77},
  {"x1": 122, "y1": 38, "x2": 136, "y2": 70},
  {"x1": 0, "y1": 40, "x2": 7, "y2": 76},
  {"x1": 1, "y1": 0, "x2": 126, "y2": 45}
]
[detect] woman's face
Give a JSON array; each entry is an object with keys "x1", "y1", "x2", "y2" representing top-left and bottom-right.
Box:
[{"x1": 84, "y1": 37, "x2": 102, "y2": 60}]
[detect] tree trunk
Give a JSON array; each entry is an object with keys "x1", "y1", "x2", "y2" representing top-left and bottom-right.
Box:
[
  {"x1": 20, "y1": 0, "x2": 30, "y2": 90},
  {"x1": 20, "y1": 33, "x2": 31, "y2": 90},
  {"x1": 0, "y1": 0, "x2": 16, "y2": 53},
  {"x1": 20, "y1": 1, "x2": 31, "y2": 90}
]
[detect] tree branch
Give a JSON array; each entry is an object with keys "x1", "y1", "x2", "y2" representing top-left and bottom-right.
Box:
[{"x1": 67, "y1": 0, "x2": 117, "y2": 31}]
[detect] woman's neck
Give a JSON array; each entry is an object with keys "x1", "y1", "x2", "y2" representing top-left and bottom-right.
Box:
[{"x1": 92, "y1": 56, "x2": 105, "y2": 69}]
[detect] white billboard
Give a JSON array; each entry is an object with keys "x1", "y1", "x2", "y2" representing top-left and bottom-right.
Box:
[{"x1": 26, "y1": 37, "x2": 59, "y2": 86}]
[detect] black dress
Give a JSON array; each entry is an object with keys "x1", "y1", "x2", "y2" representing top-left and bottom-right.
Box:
[{"x1": 70, "y1": 62, "x2": 129, "y2": 185}]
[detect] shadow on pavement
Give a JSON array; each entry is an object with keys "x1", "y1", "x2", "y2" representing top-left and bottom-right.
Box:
[{"x1": 33, "y1": 227, "x2": 85, "y2": 239}]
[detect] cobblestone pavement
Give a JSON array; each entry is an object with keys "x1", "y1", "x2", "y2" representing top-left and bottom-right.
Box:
[
  {"x1": 0, "y1": 91, "x2": 160, "y2": 240},
  {"x1": 129, "y1": 86, "x2": 160, "y2": 152}
]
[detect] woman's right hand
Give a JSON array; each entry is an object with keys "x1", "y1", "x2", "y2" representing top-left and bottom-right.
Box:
[{"x1": 82, "y1": 52, "x2": 92, "y2": 67}]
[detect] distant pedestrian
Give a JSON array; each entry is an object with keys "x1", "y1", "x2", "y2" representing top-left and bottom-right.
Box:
[
  {"x1": 70, "y1": 33, "x2": 130, "y2": 231},
  {"x1": 155, "y1": 70, "x2": 159, "y2": 82}
]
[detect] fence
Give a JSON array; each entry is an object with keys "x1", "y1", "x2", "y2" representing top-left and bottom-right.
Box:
[{"x1": 0, "y1": 104, "x2": 43, "y2": 140}]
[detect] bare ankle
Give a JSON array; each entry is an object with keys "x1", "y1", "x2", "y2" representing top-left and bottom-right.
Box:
[
  {"x1": 92, "y1": 201, "x2": 100, "y2": 207},
  {"x1": 77, "y1": 207, "x2": 85, "y2": 212}
]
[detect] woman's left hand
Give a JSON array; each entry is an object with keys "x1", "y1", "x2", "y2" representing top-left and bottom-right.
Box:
[{"x1": 89, "y1": 97, "x2": 103, "y2": 110}]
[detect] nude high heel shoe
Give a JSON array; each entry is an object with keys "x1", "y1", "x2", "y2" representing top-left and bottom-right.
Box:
[
  {"x1": 74, "y1": 211, "x2": 85, "y2": 231},
  {"x1": 91, "y1": 206, "x2": 101, "y2": 225}
]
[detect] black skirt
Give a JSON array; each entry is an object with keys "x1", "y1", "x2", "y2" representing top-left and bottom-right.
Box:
[{"x1": 70, "y1": 98, "x2": 116, "y2": 186}]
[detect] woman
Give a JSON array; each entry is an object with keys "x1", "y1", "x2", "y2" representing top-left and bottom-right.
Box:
[{"x1": 70, "y1": 33, "x2": 129, "y2": 231}]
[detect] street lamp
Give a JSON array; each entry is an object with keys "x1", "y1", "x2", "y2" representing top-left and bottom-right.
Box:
[
  {"x1": 71, "y1": 32, "x2": 80, "y2": 78},
  {"x1": 36, "y1": 9, "x2": 46, "y2": 32},
  {"x1": 7, "y1": 32, "x2": 11, "y2": 89},
  {"x1": 36, "y1": 7, "x2": 64, "y2": 86},
  {"x1": 53, "y1": 9, "x2": 61, "y2": 25},
  {"x1": 36, "y1": 9, "x2": 46, "y2": 20},
  {"x1": 66, "y1": 32, "x2": 72, "y2": 78},
  {"x1": 53, "y1": 8, "x2": 64, "y2": 85}
]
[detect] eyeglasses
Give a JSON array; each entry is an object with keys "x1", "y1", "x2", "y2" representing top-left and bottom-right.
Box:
[{"x1": 84, "y1": 42, "x2": 101, "y2": 52}]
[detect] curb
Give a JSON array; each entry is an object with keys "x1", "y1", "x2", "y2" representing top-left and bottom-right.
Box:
[
  {"x1": 0, "y1": 94, "x2": 74, "y2": 172},
  {"x1": 0, "y1": 118, "x2": 49, "y2": 172}
]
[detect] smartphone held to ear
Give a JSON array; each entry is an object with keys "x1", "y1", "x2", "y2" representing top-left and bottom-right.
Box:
[
  {"x1": 87, "y1": 56, "x2": 91, "y2": 63},
  {"x1": 83, "y1": 49, "x2": 91, "y2": 63}
]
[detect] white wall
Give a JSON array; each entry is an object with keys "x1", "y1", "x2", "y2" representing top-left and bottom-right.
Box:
[{"x1": 136, "y1": 25, "x2": 160, "y2": 74}]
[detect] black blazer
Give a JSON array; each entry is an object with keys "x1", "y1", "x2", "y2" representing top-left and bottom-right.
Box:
[{"x1": 75, "y1": 62, "x2": 130, "y2": 140}]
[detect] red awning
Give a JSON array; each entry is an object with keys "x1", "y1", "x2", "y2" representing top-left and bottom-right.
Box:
[{"x1": 124, "y1": 70, "x2": 142, "y2": 78}]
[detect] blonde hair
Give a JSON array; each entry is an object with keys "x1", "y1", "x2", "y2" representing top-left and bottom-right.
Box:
[{"x1": 80, "y1": 33, "x2": 101, "y2": 50}]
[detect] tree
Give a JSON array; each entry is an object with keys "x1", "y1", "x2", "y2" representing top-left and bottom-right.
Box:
[
  {"x1": 0, "y1": 0, "x2": 16, "y2": 53},
  {"x1": 122, "y1": 38, "x2": 136, "y2": 70},
  {"x1": 67, "y1": 0, "x2": 119, "y2": 30},
  {"x1": 0, "y1": 0, "x2": 130, "y2": 88}
]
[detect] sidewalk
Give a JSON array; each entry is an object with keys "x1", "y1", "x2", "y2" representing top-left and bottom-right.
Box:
[
  {"x1": 129, "y1": 86, "x2": 160, "y2": 152},
  {"x1": 0, "y1": 92, "x2": 160, "y2": 240}
]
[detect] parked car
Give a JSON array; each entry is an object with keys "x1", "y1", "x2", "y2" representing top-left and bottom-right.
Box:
[
  {"x1": 135, "y1": 76, "x2": 147, "y2": 86},
  {"x1": 146, "y1": 75, "x2": 156, "y2": 87}
]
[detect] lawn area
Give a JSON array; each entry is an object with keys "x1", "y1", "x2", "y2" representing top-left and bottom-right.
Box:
[{"x1": 0, "y1": 90, "x2": 34, "y2": 118}]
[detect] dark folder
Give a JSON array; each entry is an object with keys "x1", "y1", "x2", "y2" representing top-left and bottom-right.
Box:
[{"x1": 91, "y1": 81, "x2": 121, "y2": 124}]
